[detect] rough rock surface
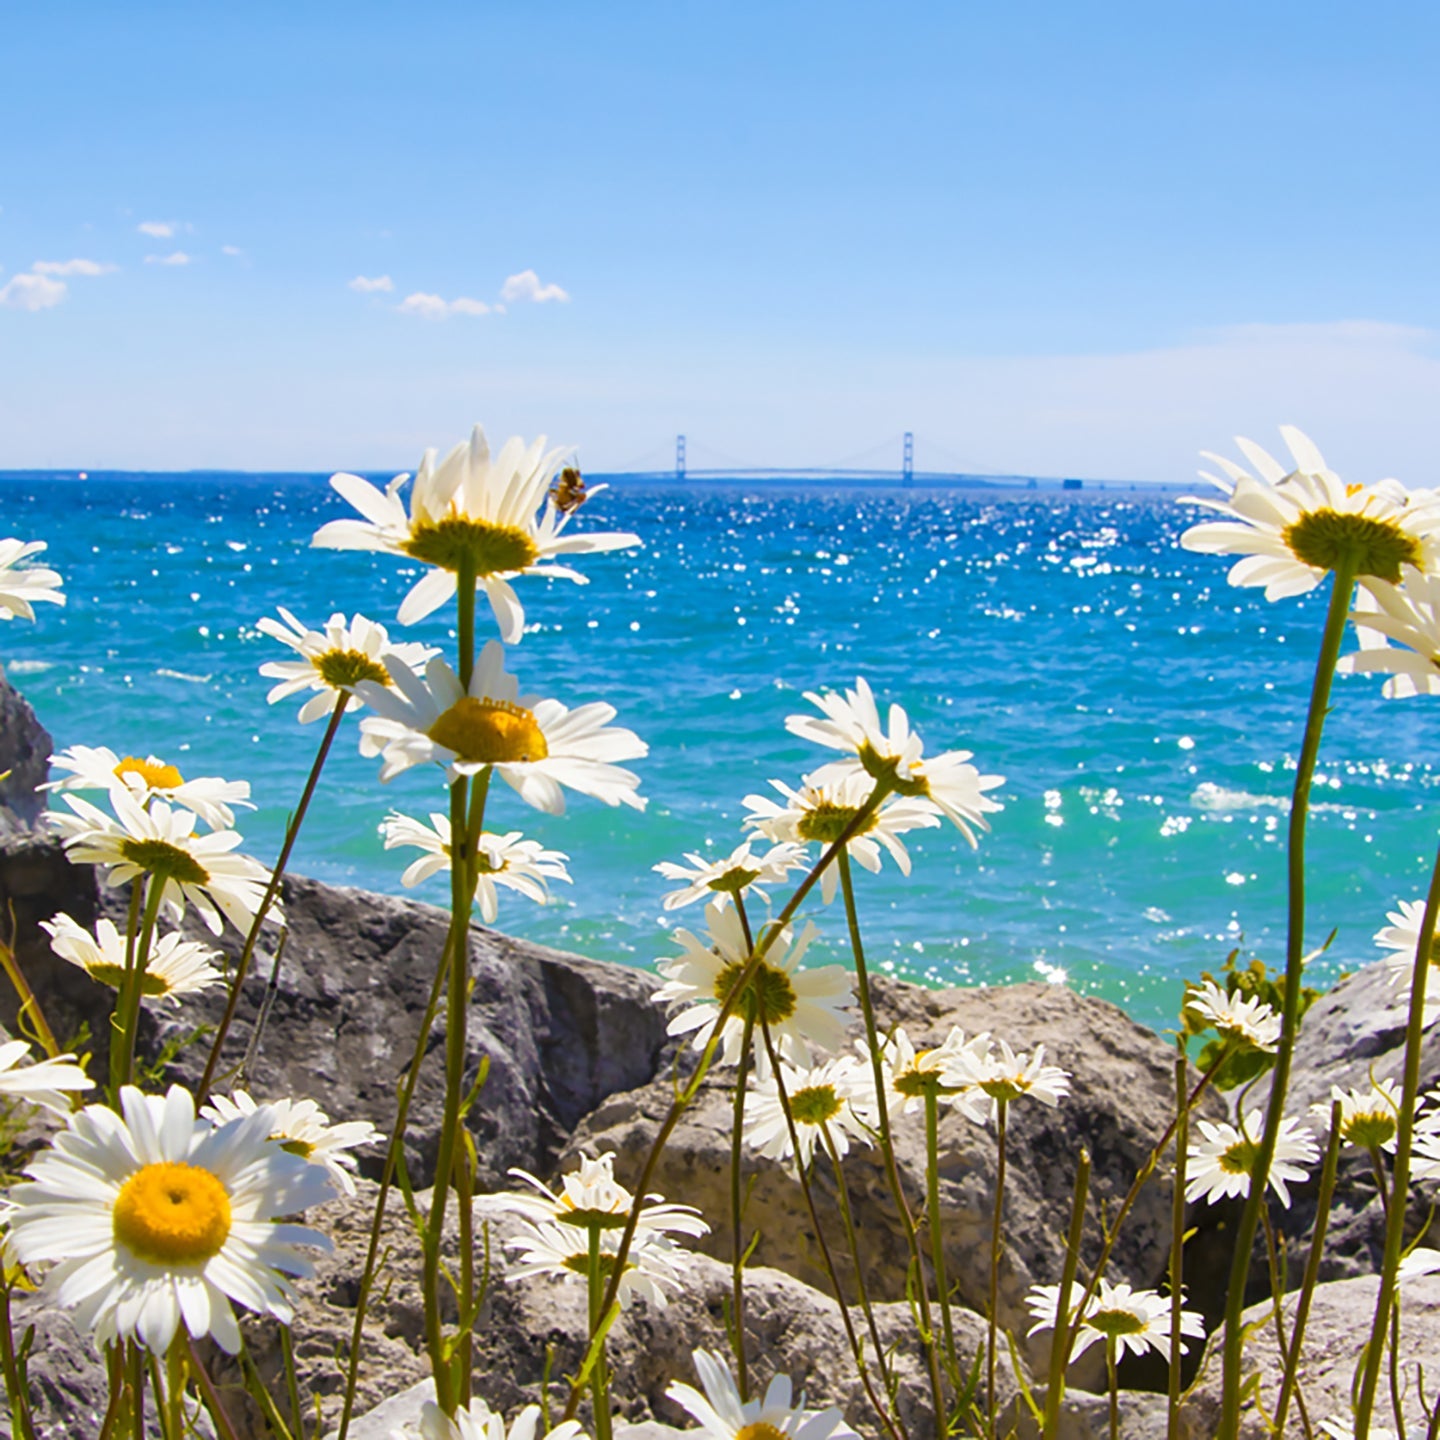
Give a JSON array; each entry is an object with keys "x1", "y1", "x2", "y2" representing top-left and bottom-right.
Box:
[
  {"x1": 1177, "y1": 1272, "x2": 1440, "y2": 1438},
  {"x1": 0, "y1": 663, "x2": 51, "y2": 833},
  {"x1": 565, "y1": 978, "x2": 1223, "y2": 1377},
  {"x1": 139, "y1": 875, "x2": 673, "y2": 1193}
]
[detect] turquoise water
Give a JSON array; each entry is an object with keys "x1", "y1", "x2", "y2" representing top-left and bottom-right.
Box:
[{"x1": 3, "y1": 473, "x2": 1436, "y2": 1031}]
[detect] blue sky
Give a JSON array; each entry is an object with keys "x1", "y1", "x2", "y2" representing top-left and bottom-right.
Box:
[{"x1": 3, "y1": 2, "x2": 1440, "y2": 481}]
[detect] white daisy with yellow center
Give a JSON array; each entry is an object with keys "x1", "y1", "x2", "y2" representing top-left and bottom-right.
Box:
[
  {"x1": 654, "y1": 839, "x2": 806, "y2": 911},
  {"x1": 256, "y1": 607, "x2": 438, "y2": 723},
  {"x1": 654, "y1": 899, "x2": 853, "y2": 1075},
  {"x1": 856, "y1": 1025, "x2": 992, "y2": 1121},
  {"x1": 355, "y1": 644, "x2": 646, "y2": 813},
  {"x1": 1186, "y1": 1109, "x2": 1318, "y2": 1209},
  {"x1": 1025, "y1": 1277, "x2": 1206, "y2": 1363},
  {"x1": 312, "y1": 424, "x2": 640, "y2": 641},
  {"x1": 0, "y1": 1038, "x2": 92, "y2": 1115},
  {"x1": 41, "y1": 913, "x2": 223, "y2": 1004},
  {"x1": 1184, "y1": 978, "x2": 1282, "y2": 1053},
  {"x1": 1310, "y1": 1080, "x2": 1404, "y2": 1153},
  {"x1": 1339, "y1": 567, "x2": 1440, "y2": 698},
  {"x1": 744, "y1": 1054, "x2": 873, "y2": 1168},
  {"x1": 946, "y1": 1035, "x2": 1071, "y2": 1126},
  {"x1": 1372, "y1": 897, "x2": 1440, "y2": 1029},
  {"x1": 743, "y1": 767, "x2": 941, "y2": 903},
  {"x1": 379, "y1": 810, "x2": 571, "y2": 923},
  {"x1": 407, "y1": 1397, "x2": 586, "y2": 1440},
  {"x1": 44, "y1": 743, "x2": 252, "y2": 831},
  {"x1": 666, "y1": 1348, "x2": 857, "y2": 1440},
  {"x1": 201, "y1": 1090, "x2": 381, "y2": 1198},
  {"x1": 504, "y1": 1215, "x2": 692, "y2": 1309},
  {"x1": 6, "y1": 1085, "x2": 333, "y2": 1354},
  {"x1": 49, "y1": 788, "x2": 277, "y2": 936},
  {"x1": 785, "y1": 678, "x2": 1004, "y2": 843},
  {"x1": 1181, "y1": 426, "x2": 1440, "y2": 600},
  {"x1": 0, "y1": 537, "x2": 64, "y2": 622}
]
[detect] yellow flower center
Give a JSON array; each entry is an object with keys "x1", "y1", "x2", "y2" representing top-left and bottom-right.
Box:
[
  {"x1": 113, "y1": 1161, "x2": 232, "y2": 1266},
  {"x1": 797, "y1": 802, "x2": 876, "y2": 845},
  {"x1": 736, "y1": 1426, "x2": 789, "y2": 1440},
  {"x1": 279, "y1": 1136, "x2": 316, "y2": 1159},
  {"x1": 1282, "y1": 509, "x2": 1421, "y2": 582},
  {"x1": 118, "y1": 837, "x2": 211, "y2": 885},
  {"x1": 707, "y1": 865, "x2": 761, "y2": 895},
  {"x1": 561, "y1": 1251, "x2": 621, "y2": 1278},
  {"x1": 115, "y1": 756, "x2": 184, "y2": 789},
  {"x1": 893, "y1": 1056, "x2": 942, "y2": 1098},
  {"x1": 1086, "y1": 1307, "x2": 1147, "y2": 1338},
  {"x1": 313, "y1": 648, "x2": 391, "y2": 690},
  {"x1": 86, "y1": 962, "x2": 172, "y2": 996},
  {"x1": 790, "y1": 1083, "x2": 842, "y2": 1126},
  {"x1": 1341, "y1": 1112, "x2": 1396, "y2": 1150},
  {"x1": 402, "y1": 516, "x2": 540, "y2": 576},
  {"x1": 979, "y1": 1076, "x2": 1028, "y2": 1103},
  {"x1": 427, "y1": 698, "x2": 550, "y2": 765},
  {"x1": 1219, "y1": 1137, "x2": 1259, "y2": 1176},
  {"x1": 712, "y1": 959, "x2": 798, "y2": 1025}
]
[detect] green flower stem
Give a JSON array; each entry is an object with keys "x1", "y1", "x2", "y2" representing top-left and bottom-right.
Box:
[
  {"x1": 758, "y1": 1019, "x2": 907, "y2": 1440},
  {"x1": 186, "y1": 1338, "x2": 240, "y2": 1440},
  {"x1": 1273, "y1": 1099, "x2": 1341, "y2": 1439},
  {"x1": 1106, "y1": 1338, "x2": 1120, "y2": 1440},
  {"x1": 1219, "y1": 558, "x2": 1359, "y2": 1439},
  {"x1": 559, "y1": 781, "x2": 895, "y2": 1425},
  {"x1": 819, "y1": 1119, "x2": 894, "y2": 1398},
  {"x1": 0, "y1": 935, "x2": 59, "y2": 1062},
  {"x1": 336, "y1": 923, "x2": 458, "y2": 1440},
  {"x1": 587, "y1": 1223, "x2": 615, "y2": 1440},
  {"x1": 1260, "y1": 1209, "x2": 1312, "y2": 1436},
  {"x1": 1168, "y1": 1051, "x2": 1188, "y2": 1440},
  {"x1": 838, "y1": 846, "x2": 949, "y2": 1429},
  {"x1": 162, "y1": 1337, "x2": 186, "y2": 1440},
  {"x1": 922, "y1": 1083, "x2": 962, "y2": 1401},
  {"x1": 1354, "y1": 831, "x2": 1440, "y2": 1437},
  {"x1": 986, "y1": 1097, "x2": 1010, "y2": 1436},
  {"x1": 0, "y1": 1278, "x2": 35, "y2": 1440},
  {"x1": 197, "y1": 689, "x2": 349, "y2": 1100},
  {"x1": 729, "y1": 1009, "x2": 756, "y2": 1399},
  {"x1": 109, "y1": 878, "x2": 164, "y2": 1101},
  {"x1": 1042, "y1": 1147, "x2": 1091, "y2": 1440}
]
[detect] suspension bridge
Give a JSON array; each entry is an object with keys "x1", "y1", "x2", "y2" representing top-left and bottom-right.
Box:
[{"x1": 596, "y1": 433, "x2": 1115, "y2": 490}]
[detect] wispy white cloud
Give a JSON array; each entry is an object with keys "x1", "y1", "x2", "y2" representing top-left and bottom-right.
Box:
[
  {"x1": 348, "y1": 274, "x2": 393, "y2": 293},
  {"x1": 32, "y1": 258, "x2": 117, "y2": 277},
  {"x1": 500, "y1": 269, "x2": 569, "y2": 304},
  {"x1": 396, "y1": 291, "x2": 490, "y2": 319},
  {"x1": 145, "y1": 251, "x2": 193, "y2": 267},
  {"x1": 0, "y1": 273, "x2": 69, "y2": 311},
  {"x1": 137, "y1": 220, "x2": 176, "y2": 238},
  {"x1": 221, "y1": 245, "x2": 243, "y2": 258}
]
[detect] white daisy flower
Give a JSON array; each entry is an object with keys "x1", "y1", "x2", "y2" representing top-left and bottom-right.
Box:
[
  {"x1": 1410, "y1": 1131, "x2": 1440, "y2": 1183},
  {"x1": 256, "y1": 607, "x2": 438, "y2": 723},
  {"x1": 49, "y1": 789, "x2": 276, "y2": 937},
  {"x1": 1025, "y1": 1277, "x2": 1206, "y2": 1363},
  {"x1": 40, "y1": 913, "x2": 224, "y2": 1005},
  {"x1": 379, "y1": 811, "x2": 571, "y2": 923},
  {"x1": 1372, "y1": 898, "x2": 1440, "y2": 1029},
  {"x1": 1180, "y1": 426, "x2": 1440, "y2": 600},
  {"x1": 504, "y1": 1217, "x2": 691, "y2": 1309},
  {"x1": 1184, "y1": 979, "x2": 1283, "y2": 1052},
  {"x1": 654, "y1": 839, "x2": 806, "y2": 911},
  {"x1": 784, "y1": 677, "x2": 1004, "y2": 843},
  {"x1": 744, "y1": 1054, "x2": 873, "y2": 1169},
  {"x1": 405, "y1": 1397, "x2": 585, "y2": 1440},
  {"x1": 6, "y1": 1085, "x2": 333, "y2": 1354},
  {"x1": 654, "y1": 899, "x2": 853, "y2": 1074},
  {"x1": 44, "y1": 743, "x2": 252, "y2": 831},
  {"x1": 666, "y1": 1347, "x2": 857, "y2": 1440},
  {"x1": 0, "y1": 1039, "x2": 92, "y2": 1115},
  {"x1": 201, "y1": 1091, "x2": 381, "y2": 1198},
  {"x1": 311, "y1": 424, "x2": 640, "y2": 641},
  {"x1": 948, "y1": 1037, "x2": 1071, "y2": 1126},
  {"x1": 742, "y1": 768, "x2": 942, "y2": 903},
  {"x1": 1338, "y1": 567, "x2": 1440, "y2": 698},
  {"x1": 1320, "y1": 1420, "x2": 1400, "y2": 1440},
  {"x1": 1399, "y1": 1247, "x2": 1440, "y2": 1282},
  {"x1": 356, "y1": 645, "x2": 645, "y2": 812},
  {"x1": 1309, "y1": 1080, "x2": 1403, "y2": 1152},
  {"x1": 1186, "y1": 1110, "x2": 1319, "y2": 1209},
  {"x1": 854, "y1": 1025, "x2": 992, "y2": 1121},
  {"x1": 0, "y1": 538, "x2": 64, "y2": 622},
  {"x1": 493, "y1": 1153, "x2": 708, "y2": 1242}
]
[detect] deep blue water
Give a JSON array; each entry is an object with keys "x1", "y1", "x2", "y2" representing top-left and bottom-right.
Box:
[{"x1": 3, "y1": 472, "x2": 1436, "y2": 1032}]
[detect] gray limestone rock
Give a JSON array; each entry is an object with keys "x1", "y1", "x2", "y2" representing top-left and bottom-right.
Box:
[{"x1": 0, "y1": 663, "x2": 52, "y2": 833}]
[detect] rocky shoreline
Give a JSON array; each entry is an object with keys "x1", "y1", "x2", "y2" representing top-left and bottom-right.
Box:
[{"x1": 2, "y1": 666, "x2": 1437, "y2": 1439}]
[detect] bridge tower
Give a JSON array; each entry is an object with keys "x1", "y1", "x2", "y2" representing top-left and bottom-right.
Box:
[
  {"x1": 902, "y1": 432, "x2": 914, "y2": 487},
  {"x1": 676, "y1": 434, "x2": 687, "y2": 481}
]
